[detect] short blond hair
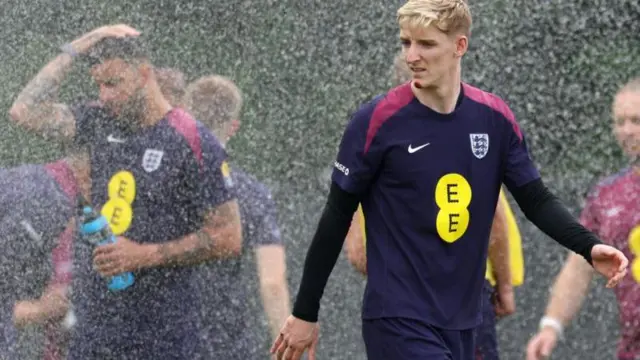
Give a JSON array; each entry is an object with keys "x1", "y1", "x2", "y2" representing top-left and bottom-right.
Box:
[
  {"x1": 390, "y1": 51, "x2": 412, "y2": 86},
  {"x1": 184, "y1": 75, "x2": 242, "y2": 129},
  {"x1": 397, "y1": 0, "x2": 472, "y2": 36},
  {"x1": 155, "y1": 67, "x2": 186, "y2": 106}
]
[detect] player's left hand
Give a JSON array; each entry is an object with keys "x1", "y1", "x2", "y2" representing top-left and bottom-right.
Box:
[
  {"x1": 590, "y1": 244, "x2": 629, "y2": 288},
  {"x1": 92, "y1": 236, "x2": 153, "y2": 276}
]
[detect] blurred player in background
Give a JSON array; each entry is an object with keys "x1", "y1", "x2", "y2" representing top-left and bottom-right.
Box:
[
  {"x1": 526, "y1": 77, "x2": 640, "y2": 360},
  {"x1": 184, "y1": 74, "x2": 291, "y2": 359},
  {"x1": 344, "y1": 50, "x2": 524, "y2": 360},
  {"x1": 0, "y1": 159, "x2": 78, "y2": 360},
  {"x1": 9, "y1": 24, "x2": 243, "y2": 359},
  {"x1": 13, "y1": 222, "x2": 73, "y2": 360},
  {"x1": 272, "y1": 0, "x2": 627, "y2": 359},
  {"x1": 11, "y1": 148, "x2": 90, "y2": 360}
]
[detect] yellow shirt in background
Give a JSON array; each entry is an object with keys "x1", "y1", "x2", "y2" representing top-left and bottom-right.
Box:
[{"x1": 485, "y1": 189, "x2": 525, "y2": 287}]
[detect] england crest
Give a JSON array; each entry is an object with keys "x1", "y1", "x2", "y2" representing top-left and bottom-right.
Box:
[
  {"x1": 142, "y1": 149, "x2": 164, "y2": 172},
  {"x1": 469, "y1": 133, "x2": 489, "y2": 159}
]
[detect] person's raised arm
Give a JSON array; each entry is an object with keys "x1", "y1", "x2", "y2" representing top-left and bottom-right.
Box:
[{"x1": 9, "y1": 24, "x2": 139, "y2": 142}]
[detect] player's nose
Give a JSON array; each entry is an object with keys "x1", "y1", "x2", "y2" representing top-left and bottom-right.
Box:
[
  {"x1": 98, "y1": 86, "x2": 118, "y2": 104},
  {"x1": 619, "y1": 124, "x2": 639, "y2": 142},
  {"x1": 405, "y1": 45, "x2": 421, "y2": 64}
]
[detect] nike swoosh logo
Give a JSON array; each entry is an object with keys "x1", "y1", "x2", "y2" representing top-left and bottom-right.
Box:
[
  {"x1": 20, "y1": 220, "x2": 43, "y2": 244},
  {"x1": 408, "y1": 143, "x2": 430, "y2": 153},
  {"x1": 107, "y1": 135, "x2": 126, "y2": 143}
]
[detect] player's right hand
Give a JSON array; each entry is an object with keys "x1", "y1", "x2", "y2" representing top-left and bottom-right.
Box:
[
  {"x1": 70, "y1": 24, "x2": 141, "y2": 54},
  {"x1": 526, "y1": 327, "x2": 558, "y2": 360},
  {"x1": 493, "y1": 284, "x2": 515, "y2": 317},
  {"x1": 271, "y1": 315, "x2": 319, "y2": 360}
]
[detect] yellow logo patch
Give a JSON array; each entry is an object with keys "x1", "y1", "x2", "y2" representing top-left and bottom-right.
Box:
[
  {"x1": 101, "y1": 170, "x2": 137, "y2": 235},
  {"x1": 221, "y1": 161, "x2": 234, "y2": 187},
  {"x1": 435, "y1": 173, "x2": 472, "y2": 243},
  {"x1": 221, "y1": 161, "x2": 231, "y2": 178}
]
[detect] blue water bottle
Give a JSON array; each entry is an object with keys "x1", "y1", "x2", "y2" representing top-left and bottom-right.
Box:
[{"x1": 78, "y1": 195, "x2": 135, "y2": 291}]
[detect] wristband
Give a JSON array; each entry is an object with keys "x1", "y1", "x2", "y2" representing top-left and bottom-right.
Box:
[
  {"x1": 539, "y1": 316, "x2": 564, "y2": 340},
  {"x1": 60, "y1": 43, "x2": 79, "y2": 58}
]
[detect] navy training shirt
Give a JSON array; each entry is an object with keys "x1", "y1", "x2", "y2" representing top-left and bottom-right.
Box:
[
  {"x1": 331, "y1": 82, "x2": 540, "y2": 330},
  {"x1": 68, "y1": 104, "x2": 235, "y2": 359}
]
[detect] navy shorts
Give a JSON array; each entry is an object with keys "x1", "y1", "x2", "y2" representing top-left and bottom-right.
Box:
[
  {"x1": 362, "y1": 317, "x2": 475, "y2": 360},
  {"x1": 474, "y1": 280, "x2": 499, "y2": 360}
]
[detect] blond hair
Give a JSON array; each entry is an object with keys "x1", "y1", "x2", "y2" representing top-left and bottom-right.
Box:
[
  {"x1": 155, "y1": 67, "x2": 186, "y2": 106},
  {"x1": 397, "y1": 0, "x2": 472, "y2": 36},
  {"x1": 390, "y1": 51, "x2": 412, "y2": 86},
  {"x1": 184, "y1": 75, "x2": 242, "y2": 129}
]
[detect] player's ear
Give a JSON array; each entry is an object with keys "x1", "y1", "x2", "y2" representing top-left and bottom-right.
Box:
[
  {"x1": 454, "y1": 34, "x2": 468, "y2": 58},
  {"x1": 228, "y1": 119, "x2": 240, "y2": 138},
  {"x1": 138, "y1": 62, "x2": 153, "y2": 85}
]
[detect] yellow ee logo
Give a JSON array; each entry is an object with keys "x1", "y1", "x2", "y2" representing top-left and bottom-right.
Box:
[
  {"x1": 101, "y1": 198, "x2": 133, "y2": 235},
  {"x1": 101, "y1": 170, "x2": 136, "y2": 235},
  {"x1": 628, "y1": 225, "x2": 640, "y2": 283},
  {"x1": 221, "y1": 161, "x2": 234, "y2": 187},
  {"x1": 221, "y1": 161, "x2": 230, "y2": 178},
  {"x1": 435, "y1": 173, "x2": 472, "y2": 243},
  {"x1": 107, "y1": 170, "x2": 136, "y2": 203}
]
